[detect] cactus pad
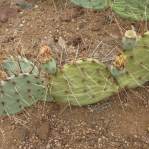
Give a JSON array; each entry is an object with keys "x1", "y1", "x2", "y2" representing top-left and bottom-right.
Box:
[
  {"x1": 40, "y1": 58, "x2": 57, "y2": 74},
  {"x1": 115, "y1": 33, "x2": 149, "y2": 88},
  {"x1": 112, "y1": 0, "x2": 149, "y2": 21},
  {"x1": 0, "y1": 73, "x2": 47, "y2": 115},
  {"x1": 1, "y1": 56, "x2": 38, "y2": 76},
  {"x1": 49, "y1": 59, "x2": 118, "y2": 106}
]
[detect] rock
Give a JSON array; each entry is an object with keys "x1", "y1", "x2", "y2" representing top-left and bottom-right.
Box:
[
  {"x1": 0, "y1": 13, "x2": 8, "y2": 23},
  {"x1": 36, "y1": 122, "x2": 49, "y2": 140},
  {"x1": 0, "y1": 6, "x2": 18, "y2": 23}
]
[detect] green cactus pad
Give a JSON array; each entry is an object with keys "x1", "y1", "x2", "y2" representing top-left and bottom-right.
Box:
[
  {"x1": 70, "y1": 0, "x2": 111, "y2": 10},
  {"x1": 115, "y1": 33, "x2": 149, "y2": 88},
  {"x1": 49, "y1": 59, "x2": 118, "y2": 106},
  {"x1": 40, "y1": 58, "x2": 57, "y2": 74},
  {"x1": 112, "y1": 0, "x2": 149, "y2": 21},
  {"x1": 0, "y1": 73, "x2": 47, "y2": 115},
  {"x1": 1, "y1": 56, "x2": 38, "y2": 76}
]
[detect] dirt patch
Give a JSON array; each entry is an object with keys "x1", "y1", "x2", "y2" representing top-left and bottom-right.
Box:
[{"x1": 0, "y1": 0, "x2": 149, "y2": 149}]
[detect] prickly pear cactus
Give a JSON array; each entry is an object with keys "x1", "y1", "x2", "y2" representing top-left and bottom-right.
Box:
[
  {"x1": 112, "y1": 0, "x2": 149, "y2": 21},
  {"x1": 49, "y1": 59, "x2": 118, "y2": 106},
  {"x1": 1, "y1": 32, "x2": 149, "y2": 114},
  {"x1": 0, "y1": 73, "x2": 47, "y2": 115},
  {"x1": 114, "y1": 32, "x2": 149, "y2": 88},
  {"x1": 70, "y1": 0, "x2": 111, "y2": 10}
]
